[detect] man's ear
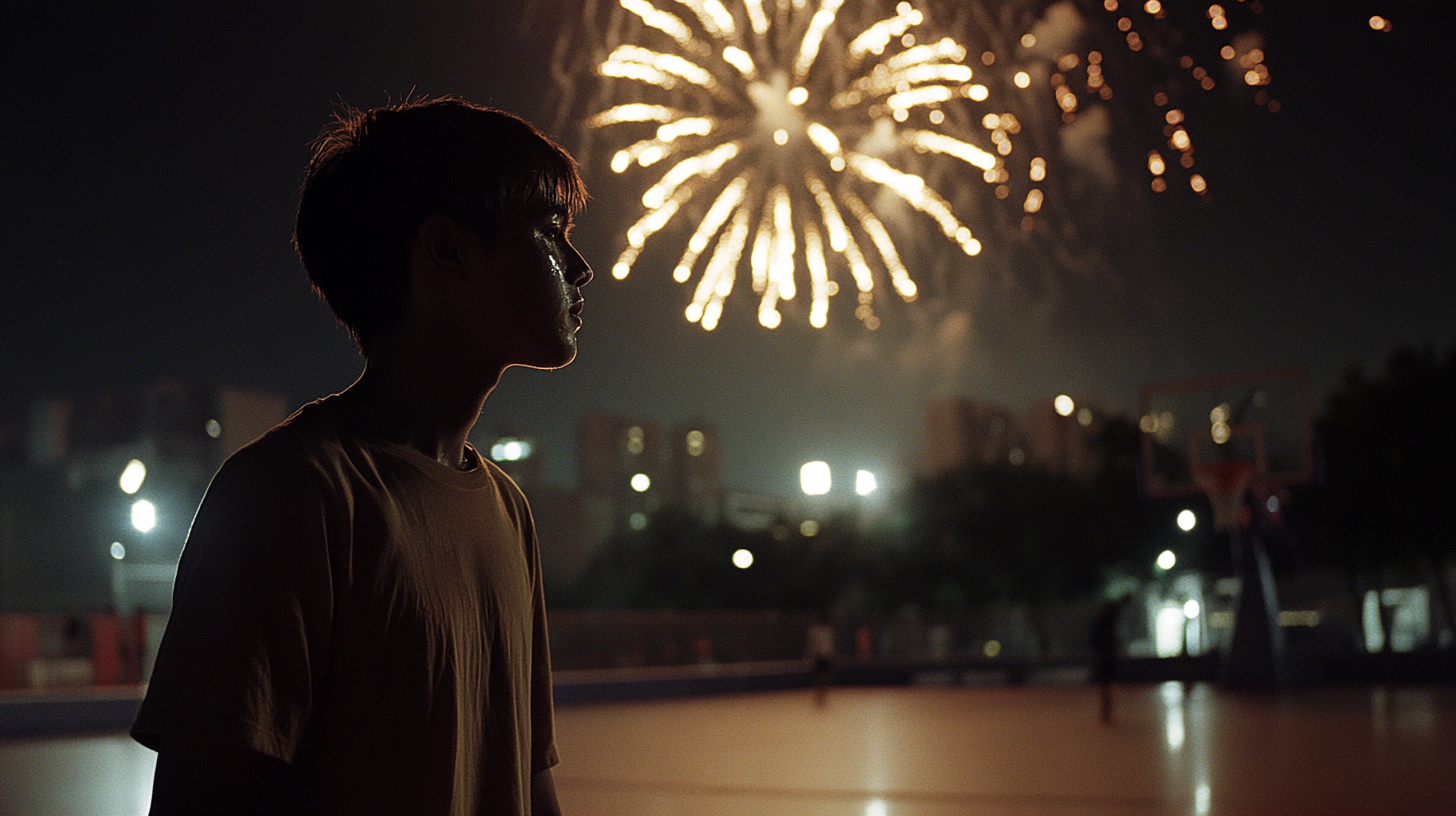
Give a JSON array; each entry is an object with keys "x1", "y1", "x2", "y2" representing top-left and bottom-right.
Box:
[{"x1": 414, "y1": 214, "x2": 470, "y2": 280}]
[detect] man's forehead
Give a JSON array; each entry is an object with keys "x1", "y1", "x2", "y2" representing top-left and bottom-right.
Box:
[{"x1": 512, "y1": 196, "x2": 572, "y2": 220}]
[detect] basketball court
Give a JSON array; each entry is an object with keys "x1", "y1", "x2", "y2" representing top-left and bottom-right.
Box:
[{"x1": 3, "y1": 682, "x2": 1452, "y2": 815}]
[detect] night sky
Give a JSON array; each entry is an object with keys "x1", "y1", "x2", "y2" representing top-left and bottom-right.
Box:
[{"x1": 3, "y1": 1, "x2": 1452, "y2": 495}]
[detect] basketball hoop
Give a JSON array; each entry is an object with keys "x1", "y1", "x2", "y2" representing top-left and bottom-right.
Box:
[{"x1": 1192, "y1": 460, "x2": 1256, "y2": 531}]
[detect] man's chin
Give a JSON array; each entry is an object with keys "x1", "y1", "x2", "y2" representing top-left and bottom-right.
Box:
[{"x1": 512, "y1": 342, "x2": 577, "y2": 371}]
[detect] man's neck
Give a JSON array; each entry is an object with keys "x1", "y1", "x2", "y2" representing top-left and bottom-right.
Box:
[{"x1": 342, "y1": 338, "x2": 504, "y2": 470}]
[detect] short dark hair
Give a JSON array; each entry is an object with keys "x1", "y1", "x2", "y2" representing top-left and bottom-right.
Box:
[{"x1": 294, "y1": 98, "x2": 587, "y2": 354}]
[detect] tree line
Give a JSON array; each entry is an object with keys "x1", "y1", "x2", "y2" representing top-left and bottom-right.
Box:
[{"x1": 562, "y1": 346, "x2": 1455, "y2": 653}]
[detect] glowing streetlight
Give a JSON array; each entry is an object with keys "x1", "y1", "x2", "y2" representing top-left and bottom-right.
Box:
[
  {"x1": 630, "y1": 473, "x2": 651, "y2": 492},
  {"x1": 1177, "y1": 509, "x2": 1197, "y2": 531},
  {"x1": 110, "y1": 542, "x2": 126, "y2": 560},
  {"x1": 119, "y1": 460, "x2": 146, "y2": 494},
  {"x1": 1054, "y1": 395, "x2": 1075, "y2": 417},
  {"x1": 1183, "y1": 599, "x2": 1201, "y2": 619},
  {"x1": 732, "y1": 548, "x2": 754, "y2": 569},
  {"x1": 131, "y1": 500, "x2": 156, "y2": 533},
  {"x1": 800, "y1": 461, "x2": 831, "y2": 496},
  {"x1": 855, "y1": 469, "x2": 877, "y2": 496},
  {"x1": 1156, "y1": 549, "x2": 1177, "y2": 571}
]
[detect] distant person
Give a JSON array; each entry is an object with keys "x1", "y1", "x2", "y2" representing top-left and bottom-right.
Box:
[
  {"x1": 131, "y1": 98, "x2": 592, "y2": 814},
  {"x1": 1091, "y1": 594, "x2": 1133, "y2": 723},
  {"x1": 855, "y1": 624, "x2": 874, "y2": 661},
  {"x1": 806, "y1": 613, "x2": 835, "y2": 705}
]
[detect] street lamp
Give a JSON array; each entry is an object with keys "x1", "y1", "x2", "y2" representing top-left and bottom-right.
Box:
[
  {"x1": 131, "y1": 500, "x2": 156, "y2": 533},
  {"x1": 800, "y1": 461, "x2": 831, "y2": 496},
  {"x1": 855, "y1": 469, "x2": 877, "y2": 496},
  {"x1": 119, "y1": 460, "x2": 146, "y2": 494},
  {"x1": 1156, "y1": 549, "x2": 1176, "y2": 571},
  {"x1": 1177, "y1": 509, "x2": 1197, "y2": 532}
]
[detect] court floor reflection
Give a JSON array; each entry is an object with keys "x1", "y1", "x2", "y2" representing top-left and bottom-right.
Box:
[
  {"x1": 551, "y1": 683, "x2": 1455, "y2": 815},
  {"x1": 0, "y1": 683, "x2": 1451, "y2": 815}
]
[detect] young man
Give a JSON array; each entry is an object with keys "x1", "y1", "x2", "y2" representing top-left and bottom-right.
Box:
[{"x1": 132, "y1": 98, "x2": 591, "y2": 815}]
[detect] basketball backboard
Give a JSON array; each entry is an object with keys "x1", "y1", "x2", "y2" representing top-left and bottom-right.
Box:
[{"x1": 1138, "y1": 367, "x2": 1313, "y2": 499}]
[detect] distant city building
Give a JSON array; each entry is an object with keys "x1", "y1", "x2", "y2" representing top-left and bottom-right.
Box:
[
  {"x1": 1027, "y1": 395, "x2": 1108, "y2": 480},
  {"x1": 474, "y1": 428, "x2": 543, "y2": 490},
  {"x1": 579, "y1": 411, "x2": 666, "y2": 531},
  {"x1": 722, "y1": 490, "x2": 782, "y2": 532},
  {"x1": 921, "y1": 398, "x2": 1029, "y2": 474},
  {"x1": 469, "y1": 414, "x2": 727, "y2": 594},
  {"x1": 472, "y1": 428, "x2": 593, "y2": 594},
  {"x1": 670, "y1": 420, "x2": 722, "y2": 523},
  {"x1": 922, "y1": 394, "x2": 1114, "y2": 479},
  {"x1": 0, "y1": 380, "x2": 289, "y2": 614}
]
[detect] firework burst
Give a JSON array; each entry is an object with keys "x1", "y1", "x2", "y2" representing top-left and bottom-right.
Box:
[
  {"x1": 556, "y1": 0, "x2": 1280, "y2": 332},
  {"x1": 585, "y1": 0, "x2": 1035, "y2": 331}
]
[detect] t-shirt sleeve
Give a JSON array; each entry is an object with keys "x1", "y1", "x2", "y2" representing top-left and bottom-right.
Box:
[
  {"x1": 131, "y1": 445, "x2": 336, "y2": 765},
  {"x1": 526, "y1": 511, "x2": 559, "y2": 773}
]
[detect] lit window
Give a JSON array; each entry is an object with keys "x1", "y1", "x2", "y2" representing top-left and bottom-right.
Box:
[
  {"x1": 1211, "y1": 421, "x2": 1231, "y2": 444},
  {"x1": 800, "y1": 519, "x2": 820, "y2": 537},
  {"x1": 686, "y1": 430, "x2": 705, "y2": 456},
  {"x1": 110, "y1": 542, "x2": 126, "y2": 560},
  {"x1": 629, "y1": 512, "x2": 648, "y2": 530},
  {"x1": 119, "y1": 460, "x2": 147, "y2": 494}
]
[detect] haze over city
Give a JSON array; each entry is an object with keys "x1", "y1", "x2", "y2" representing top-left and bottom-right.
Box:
[{"x1": 4, "y1": 0, "x2": 1451, "y2": 496}]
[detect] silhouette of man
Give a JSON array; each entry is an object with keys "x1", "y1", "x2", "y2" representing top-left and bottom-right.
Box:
[
  {"x1": 1092, "y1": 593, "x2": 1132, "y2": 723},
  {"x1": 132, "y1": 98, "x2": 591, "y2": 815},
  {"x1": 806, "y1": 612, "x2": 835, "y2": 705}
]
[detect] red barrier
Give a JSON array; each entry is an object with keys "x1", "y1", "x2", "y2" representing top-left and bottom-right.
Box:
[
  {"x1": 0, "y1": 615, "x2": 40, "y2": 690},
  {"x1": 89, "y1": 613, "x2": 121, "y2": 686}
]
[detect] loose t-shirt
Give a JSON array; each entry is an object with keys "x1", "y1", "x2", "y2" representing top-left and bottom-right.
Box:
[{"x1": 132, "y1": 397, "x2": 557, "y2": 815}]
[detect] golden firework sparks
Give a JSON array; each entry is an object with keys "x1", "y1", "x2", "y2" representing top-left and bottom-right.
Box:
[{"x1": 590, "y1": 0, "x2": 1026, "y2": 331}]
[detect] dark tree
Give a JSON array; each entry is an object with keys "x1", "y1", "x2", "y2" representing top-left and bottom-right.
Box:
[{"x1": 1304, "y1": 345, "x2": 1456, "y2": 648}]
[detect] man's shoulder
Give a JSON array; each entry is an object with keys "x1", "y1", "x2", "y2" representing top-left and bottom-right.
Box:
[{"x1": 213, "y1": 398, "x2": 354, "y2": 490}]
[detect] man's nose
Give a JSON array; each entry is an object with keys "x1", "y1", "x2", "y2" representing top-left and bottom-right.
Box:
[{"x1": 570, "y1": 249, "x2": 593, "y2": 287}]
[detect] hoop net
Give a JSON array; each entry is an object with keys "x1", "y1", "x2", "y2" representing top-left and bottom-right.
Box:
[{"x1": 1192, "y1": 460, "x2": 1256, "y2": 531}]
